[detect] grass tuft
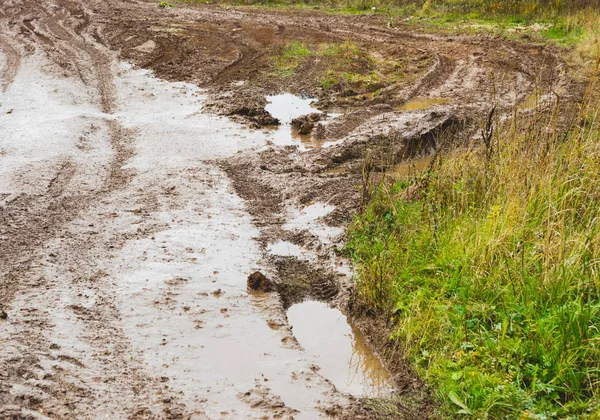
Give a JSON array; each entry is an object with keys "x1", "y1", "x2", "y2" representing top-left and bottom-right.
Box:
[{"x1": 271, "y1": 40, "x2": 406, "y2": 93}]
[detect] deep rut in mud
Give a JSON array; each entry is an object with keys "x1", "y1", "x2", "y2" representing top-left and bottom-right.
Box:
[{"x1": 0, "y1": 0, "x2": 579, "y2": 418}]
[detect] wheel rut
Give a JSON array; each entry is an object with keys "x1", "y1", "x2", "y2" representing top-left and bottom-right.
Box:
[{"x1": 1, "y1": 1, "x2": 179, "y2": 417}]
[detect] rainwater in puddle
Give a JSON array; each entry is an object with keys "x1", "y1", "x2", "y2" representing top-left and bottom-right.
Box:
[
  {"x1": 397, "y1": 97, "x2": 449, "y2": 111},
  {"x1": 267, "y1": 240, "x2": 309, "y2": 258},
  {"x1": 323, "y1": 166, "x2": 347, "y2": 176},
  {"x1": 264, "y1": 93, "x2": 339, "y2": 150},
  {"x1": 287, "y1": 301, "x2": 394, "y2": 397},
  {"x1": 265, "y1": 93, "x2": 317, "y2": 124},
  {"x1": 390, "y1": 156, "x2": 432, "y2": 178},
  {"x1": 284, "y1": 202, "x2": 343, "y2": 244}
]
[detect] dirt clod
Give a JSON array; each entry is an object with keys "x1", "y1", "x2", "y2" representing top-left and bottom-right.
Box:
[
  {"x1": 291, "y1": 113, "x2": 325, "y2": 135},
  {"x1": 247, "y1": 271, "x2": 273, "y2": 292}
]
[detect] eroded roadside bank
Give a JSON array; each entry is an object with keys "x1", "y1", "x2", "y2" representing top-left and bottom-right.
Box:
[{"x1": 0, "y1": 0, "x2": 582, "y2": 418}]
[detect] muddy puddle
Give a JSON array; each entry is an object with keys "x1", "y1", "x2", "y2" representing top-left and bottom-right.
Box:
[
  {"x1": 291, "y1": 130, "x2": 340, "y2": 150},
  {"x1": 397, "y1": 97, "x2": 450, "y2": 111},
  {"x1": 267, "y1": 240, "x2": 311, "y2": 258},
  {"x1": 265, "y1": 93, "x2": 340, "y2": 150},
  {"x1": 390, "y1": 156, "x2": 432, "y2": 178},
  {"x1": 284, "y1": 202, "x2": 344, "y2": 244},
  {"x1": 287, "y1": 301, "x2": 394, "y2": 397},
  {"x1": 265, "y1": 93, "x2": 317, "y2": 124}
]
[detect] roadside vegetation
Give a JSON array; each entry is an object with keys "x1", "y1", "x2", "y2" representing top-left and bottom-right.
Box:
[
  {"x1": 185, "y1": 0, "x2": 599, "y2": 48},
  {"x1": 346, "y1": 57, "x2": 600, "y2": 417}
]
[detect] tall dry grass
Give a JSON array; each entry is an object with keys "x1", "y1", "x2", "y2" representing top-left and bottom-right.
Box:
[{"x1": 348, "y1": 55, "x2": 600, "y2": 417}]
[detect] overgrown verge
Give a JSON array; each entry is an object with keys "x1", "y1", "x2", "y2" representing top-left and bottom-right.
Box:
[
  {"x1": 346, "y1": 58, "x2": 600, "y2": 417},
  {"x1": 181, "y1": 0, "x2": 600, "y2": 50}
]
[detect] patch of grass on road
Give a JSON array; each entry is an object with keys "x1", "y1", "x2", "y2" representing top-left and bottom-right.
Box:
[
  {"x1": 272, "y1": 40, "x2": 311, "y2": 77},
  {"x1": 271, "y1": 40, "x2": 406, "y2": 93}
]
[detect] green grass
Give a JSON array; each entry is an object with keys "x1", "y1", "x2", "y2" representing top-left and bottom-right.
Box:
[
  {"x1": 347, "y1": 61, "x2": 600, "y2": 418},
  {"x1": 271, "y1": 40, "x2": 407, "y2": 92},
  {"x1": 272, "y1": 40, "x2": 311, "y2": 76},
  {"x1": 183, "y1": 0, "x2": 599, "y2": 46}
]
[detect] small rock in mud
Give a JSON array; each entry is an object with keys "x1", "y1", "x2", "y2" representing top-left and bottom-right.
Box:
[
  {"x1": 0, "y1": 310, "x2": 7, "y2": 320},
  {"x1": 247, "y1": 271, "x2": 273, "y2": 292},
  {"x1": 291, "y1": 113, "x2": 325, "y2": 135}
]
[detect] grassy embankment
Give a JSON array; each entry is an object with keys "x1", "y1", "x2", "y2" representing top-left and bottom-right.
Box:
[
  {"x1": 349, "y1": 85, "x2": 600, "y2": 418},
  {"x1": 342, "y1": 8, "x2": 600, "y2": 418}
]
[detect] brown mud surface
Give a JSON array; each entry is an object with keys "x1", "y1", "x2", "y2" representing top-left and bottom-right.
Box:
[{"x1": 0, "y1": 0, "x2": 583, "y2": 418}]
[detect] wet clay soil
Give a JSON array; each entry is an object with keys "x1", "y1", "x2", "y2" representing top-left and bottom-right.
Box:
[{"x1": 0, "y1": 0, "x2": 583, "y2": 418}]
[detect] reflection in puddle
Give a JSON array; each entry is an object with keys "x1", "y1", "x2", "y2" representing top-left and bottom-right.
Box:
[
  {"x1": 390, "y1": 156, "x2": 431, "y2": 178},
  {"x1": 265, "y1": 93, "x2": 318, "y2": 124},
  {"x1": 283, "y1": 202, "x2": 343, "y2": 244},
  {"x1": 291, "y1": 130, "x2": 336, "y2": 149},
  {"x1": 287, "y1": 301, "x2": 393, "y2": 397},
  {"x1": 264, "y1": 93, "x2": 340, "y2": 150},
  {"x1": 397, "y1": 97, "x2": 449, "y2": 111}
]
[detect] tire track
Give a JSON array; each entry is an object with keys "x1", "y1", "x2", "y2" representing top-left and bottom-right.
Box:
[
  {"x1": 0, "y1": 1, "x2": 179, "y2": 416},
  {"x1": 0, "y1": 36, "x2": 20, "y2": 92},
  {"x1": 0, "y1": 0, "x2": 127, "y2": 306}
]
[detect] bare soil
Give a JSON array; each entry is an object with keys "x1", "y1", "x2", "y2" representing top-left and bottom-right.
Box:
[{"x1": 0, "y1": 0, "x2": 583, "y2": 418}]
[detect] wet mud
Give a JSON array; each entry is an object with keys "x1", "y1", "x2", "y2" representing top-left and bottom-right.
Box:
[{"x1": 0, "y1": 0, "x2": 584, "y2": 418}]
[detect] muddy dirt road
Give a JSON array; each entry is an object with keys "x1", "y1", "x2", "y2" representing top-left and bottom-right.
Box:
[{"x1": 0, "y1": 0, "x2": 575, "y2": 418}]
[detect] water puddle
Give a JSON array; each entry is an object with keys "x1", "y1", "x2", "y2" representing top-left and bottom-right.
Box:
[
  {"x1": 267, "y1": 240, "x2": 309, "y2": 258},
  {"x1": 284, "y1": 202, "x2": 343, "y2": 244},
  {"x1": 287, "y1": 301, "x2": 394, "y2": 397},
  {"x1": 390, "y1": 156, "x2": 431, "y2": 178},
  {"x1": 264, "y1": 93, "x2": 340, "y2": 150},
  {"x1": 291, "y1": 131, "x2": 338, "y2": 149},
  {"x1": 265, "y1": 93, "x2": 318, "y2": 124},
  {"x1": 323, "y1": 166, "x2": 347, "y2": 176},
  {"x1": 397, "y1": 97, "x2": 449, "y2": 111}
]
